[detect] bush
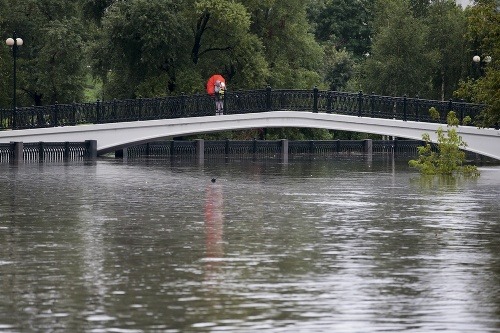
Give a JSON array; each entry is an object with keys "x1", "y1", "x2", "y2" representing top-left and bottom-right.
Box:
[{"x1": 408, "y1": 108, "x2": 480, "y2": 177}]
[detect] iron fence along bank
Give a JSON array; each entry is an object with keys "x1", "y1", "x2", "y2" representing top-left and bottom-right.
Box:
[
  {"x1": 0, "y1": 88, "x2": 485, "y2": 130},
  {"x1": 1, "y1": 139, "x2": 488, "y2": 163},
  {"x1": 123, "y1": 139, "x2": 431, "y2": 159},
  {"x1": 0, "y1": 141, "x2": 96, "y2": 163}
]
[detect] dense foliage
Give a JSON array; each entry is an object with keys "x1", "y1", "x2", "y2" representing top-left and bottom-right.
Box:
[
  {"x1": 1, "y1": 0, "x2": 498, "y2": 130},
  {"x1": 409, "y1": 109, "x2": 480, "y2": 176},
  {"x1": 454, "y1": 0, "x2": 500, "y2": 128}
]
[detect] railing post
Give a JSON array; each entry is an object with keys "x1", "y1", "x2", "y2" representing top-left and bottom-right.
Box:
[
  {"x1": 313, "y1": 86, "x2": 318, "y2": 113},
  {"x1": 415, "y1": 95, "x2": 420, "y2": 121},
  {"x1": 280, "y1": 139, "x2": 288, "y2": 163},
  {"x1": 459, "y1": 99, "x2": 465, "y2": 124},
  {"x1": 326, "y1": 91, "x2": 332, "y2": 114},
  {"x1": 194, "y1": 94, "x2": 201, "y2": 117},
  {"x1": 12, "y1": 141, "x2": 23, "y2": 163},
  {"x1": 403, "y1": 95, "x2": 407, "y2": 121},
  {"x1": 370, "y1": 92, "x2": 375, "y2": 118},
  {"x1": 170, "y1": 140, "x2": 175, "y2": 157},
  {"x1": 181, "y1": 94, "x2": 187, "y2": 117},
  {"x1": 222, "y1": 92, "x2": 227, "y2": 115},
  {"x1": 96, "y1": 100, "x2": 101, "y2": 124},
  {"x1": 266, "y1": 86, "x2": 272, "y2": 111},
  {"x1": 38, "y1": 142, "x2": 44, "y2": 162},
  {"x1": 363, "y1": 139, "x2": 373, "y2": 157},
  {"x1": 54, "y1": 102, "x2": 59, "y2": 126},
  {"x1": 72, "y1": 102, "x2": 77, "y2": 125},
  {"x1": 12, "y1": 107, "x2": 17, "y2": 129},
  {"x1": 64, "y1": 141, "x2": 70, "y2": 161},
  {"x1": 29, "y1": 106, "x2": 36, "y2": 128},
  {"x1": 138, "y1": 98, "x2": 142, "y2": 121},
  {"x1": 357, "y1": 91, "x2": 363, "y2": 117},
  {"x1": 115, "y1": 148, "x2": 127, "y2": 159},
  {"x1": 225, "y1": 138, "x2": 230, "y2": 156},
  {"x1": 195, "y1": 139, "x2": 204, "y2": 163},
  {"x1": 113, "y1": 98, "x2": 117, "y2": 122},
  {"x1": 37, "y1": 105, "x2": 43, "y2": 128},
  {"x1": 448, "y1": 99, "x2": 453, "y2": 114}
]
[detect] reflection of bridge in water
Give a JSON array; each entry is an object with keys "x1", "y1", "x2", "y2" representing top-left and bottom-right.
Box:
[{"x1": 0, "y1": 89, "x2": 499, "y2": 160}]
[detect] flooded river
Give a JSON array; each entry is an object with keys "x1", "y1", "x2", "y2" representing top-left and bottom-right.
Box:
[{"x1": 1, "y1": 156, "x2": 499, "y2": 332}]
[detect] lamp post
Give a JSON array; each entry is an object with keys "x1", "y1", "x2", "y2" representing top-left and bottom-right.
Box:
[
  {"x1": 472, "y1": 55, "x2": 492, "y2": 78},
  {"x1": 5, "y1": 33, "x2": 23, "y2": 129}
]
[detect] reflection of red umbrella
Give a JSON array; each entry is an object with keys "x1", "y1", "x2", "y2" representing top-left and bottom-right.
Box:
[
  {"x1": 204, "y1": 184, "x2": 224, "y2": 271},
  {"x1": 206, "y1": 74, "x2": 225, "y2": 95}
]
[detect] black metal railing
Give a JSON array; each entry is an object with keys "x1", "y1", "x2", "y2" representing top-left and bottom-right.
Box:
[
  {"x1": 0, "y1": 88, "x2": 485, "y2": 130},
  {"x1": 124, "y1": 139, "x2": 427, "y2": 159},
  {"x1": 0, "y1": 141, "x2": 94, "y2": 163},
  {"x1": 2, "y1": 139, "x2": 489, "y2": 163}
]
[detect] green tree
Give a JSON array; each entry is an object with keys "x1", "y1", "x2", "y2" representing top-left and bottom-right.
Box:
[
  {"x1": 307, "y1": 0, "x2": 374, "y2": 58},
  {"x1": 454, "y1": 0, "x2": 500, "y2": 127},
  {"x1": 187, "y1": 0, "x2": 269, "y2": 89},
  {"x1": 409, "y1": 108, "x2": 479, "y2": 176},
  {"x1": 89, "y1": 0, "x2": 190, "y2": 99},
  {"x1": 32, "y1": 18, "x2": 86, "y2": 104},
  {"x1": 408, "y1": 0, "x2": 431, "y2": 17},
  {"x1": 245, "y1": 0, "x2": 323, "y2": 88},
  {"x1": 360, "y1": 0, "x2": 435, "y2": 96},
  {"x1": 323, "y1": 45, "x2": 356, "y2": 91},
  {"x1": 425, "y1": 0, "x2": 468, "y2": 101},
  {"x1": 82, "y1": 0, "x2": 116, "y2": 24},
  {"x1": 0, "y1": 0, "x2": 88, "y2": 106},
  {"x1": 91, "y1": 0, "x2": 270, "y2": 98}
]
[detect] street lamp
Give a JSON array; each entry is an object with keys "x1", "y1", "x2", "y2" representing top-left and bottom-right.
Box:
[
  {"x1": 473, "y1": 55, "x2": 492, "y2": 64},
  {"x1": 5, "y1": 33, "x2": 23, "y2": 129},
  {"x1": 472, "y1": 54, "x2": 492, "y2": 78}
]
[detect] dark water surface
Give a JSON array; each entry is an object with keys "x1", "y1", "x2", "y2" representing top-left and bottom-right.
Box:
[{"x1": 0, "y1": 157, "x2": 499, "y2": 332}]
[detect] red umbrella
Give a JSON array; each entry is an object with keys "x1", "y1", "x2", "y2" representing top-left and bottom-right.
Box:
[{"x1": 206, "y1": 74, "x2": 225, "y2": 95}]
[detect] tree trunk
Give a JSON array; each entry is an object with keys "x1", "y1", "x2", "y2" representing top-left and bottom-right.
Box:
[{"x1": 192, "y1": 11, "x2": 210, "y2": 65}]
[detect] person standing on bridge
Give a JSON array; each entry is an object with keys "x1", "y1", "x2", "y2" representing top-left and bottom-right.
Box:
[{"x1": 214, "y1": 80, "x2": 226, "y2": 115}]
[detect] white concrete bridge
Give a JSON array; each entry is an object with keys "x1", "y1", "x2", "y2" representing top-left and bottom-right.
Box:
[{"x1": 0, "y1": 111, "x2": 499, "y2": 160}]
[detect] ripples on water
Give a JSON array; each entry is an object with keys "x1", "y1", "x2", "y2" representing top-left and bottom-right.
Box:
[{"x1": 0, "y1": 157, "x2": 499, "y2": 332}]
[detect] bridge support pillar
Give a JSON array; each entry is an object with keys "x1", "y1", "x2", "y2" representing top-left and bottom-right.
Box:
[
  {"x1": 281, "y1": 139, "x2": 289, "y2": 164},
  {"x1": 195, "y1": 139, "x2": 204, "y2": 163},
  {"x1": 115, "y1": 147, "x2": 127, "y2": 160},
  {"x1": 363, "y1": 139, "x2": 373, "y2": 158},
  {"x1": 11, "y1": 141, "x2": 23, "y2": 163},
  {"x1": 85, "y1": 140, "x2": 97, "y2": 160},
  {"x1": 64, "y1": 142, "x2": 70, "y2": 161}
]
